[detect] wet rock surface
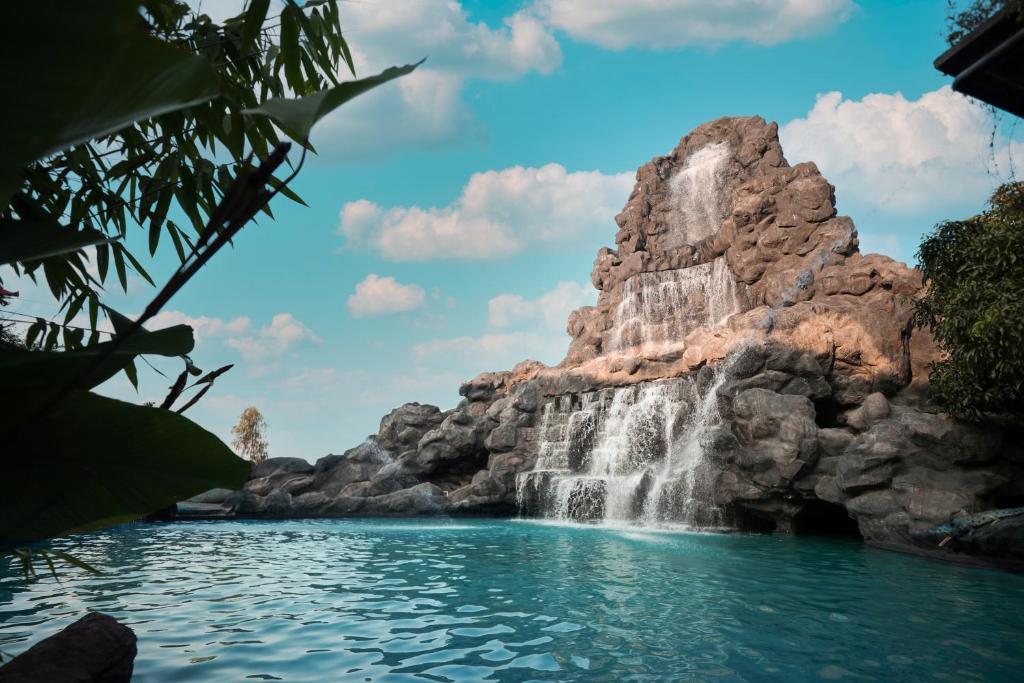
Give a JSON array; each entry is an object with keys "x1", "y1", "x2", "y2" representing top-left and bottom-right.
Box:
[{"x1": 205, "y1": 116, "x2": 1024, "y2": 567}]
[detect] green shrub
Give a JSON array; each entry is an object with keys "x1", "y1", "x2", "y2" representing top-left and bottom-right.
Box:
[{"x1": 915, "y1": 182, "x2": 1024, "y2": 424}]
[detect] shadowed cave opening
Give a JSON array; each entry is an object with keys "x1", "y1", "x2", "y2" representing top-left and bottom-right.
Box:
[
  {"x1": 812, "y1": 396, "x2": 846, "y2": 428},
  {"x1": 792, "y1": 500, "x2": 862, "y2": 538},
  {"x1": 427, "y1": 450, "x2": 490, "y2": 493}
]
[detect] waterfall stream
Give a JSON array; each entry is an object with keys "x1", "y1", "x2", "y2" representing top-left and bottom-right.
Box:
[
  {"x1": 520, "y1": 360, "x2": 737, "y2": 532},
  {"x1": 607, "y1": 257, "x2": 741, "y2": 357},
  {"x1": 516, "y1": 358, "x2": 736, "y2": 529},
  {"x1": 667, "y1": 141, "x2": 730, "y2": 246},
  {"x1": 522, "y1": 138, "x2": 838, "y2": 530},
  {"x1": 519, "y1": 142, "x2": 742, "y2": 529}
]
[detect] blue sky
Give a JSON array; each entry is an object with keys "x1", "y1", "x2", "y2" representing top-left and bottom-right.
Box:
[{"x1": 8, "y1": 0, "x2": 1022, "y2": 460}]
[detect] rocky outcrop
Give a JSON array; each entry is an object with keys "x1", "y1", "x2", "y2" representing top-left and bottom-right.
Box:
[
  {"x1": 0, "y1": 613, "x2": 137, "y2": 683},
  {"x1": 213, "y1": 116, "x2": 1024, "y2": 568}
]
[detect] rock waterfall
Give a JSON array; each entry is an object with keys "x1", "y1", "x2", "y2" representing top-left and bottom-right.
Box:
[
  {"x1": 517, "y1": 359, "x2": 736, "y2": 528},
  {"x1": 516, "y1": 141, "x2": 743, "y2": 529},
  {"x1": 223, "y1": 116, "x2": 1024, "y2": 568}
]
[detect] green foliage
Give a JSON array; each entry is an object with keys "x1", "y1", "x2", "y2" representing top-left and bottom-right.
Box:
[
  {"x1": 1, "y1": 321, "x2": 249, "y2": 544},
  {"x1": 0, "y1": 0, "x2": 396, "y2": 334},
  {"x1": 0, "y1": 391, "x2": 250, "y2": 544},
  {"x1": 914, "y1": 182, "x2": 1024, "y2": 423},
  {"x1": 245, "y1": 60, "x2": 423, "y2": 143},
  {"x1": 945, "y1": 1, "x2": 1023, "y2": 46},
  {"x1": 2, "y1": 312, "x2": 195, "y2": 424},
  {"x1": 0, "y1": 214, "x2": 112, "y2": 267},
  {"x1": 0, "y1": 0, "x2": 221, "y2": 205},
  {"x1": 0, "y1": 0, "x2": 417, "y2": 547}
]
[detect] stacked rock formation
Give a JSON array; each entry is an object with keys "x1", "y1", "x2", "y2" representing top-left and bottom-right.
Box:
[{"x1": 203, "y1": 116, "x2": 1024, "y2": 566}]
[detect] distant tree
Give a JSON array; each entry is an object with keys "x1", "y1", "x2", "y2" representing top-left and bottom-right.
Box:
[
  {"x1": 232, "y1": 407, "x2": 269, "y2": 464},
  {"x1": 914, "y1": 182, "x2": 1024, "y2": 424}
]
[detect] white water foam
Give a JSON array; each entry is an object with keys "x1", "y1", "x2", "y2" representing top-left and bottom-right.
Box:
[
  {"x1": 667, "y1": 141, "x2": 730, "y2": 246},
  {"x1": 517, "y1": 356, "x2": 737, "y2": 530},
  {"x1": 607, "y1": 256, "x2": 742, "y2": 357}
]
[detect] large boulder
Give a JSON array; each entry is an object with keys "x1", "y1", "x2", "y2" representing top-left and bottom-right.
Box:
[
  {"x1": 376, "y1": 403, "x2": 447, "y2": 453},
  {"x1": 0, "y1": 613, "x2": 136, "y2": 683}
]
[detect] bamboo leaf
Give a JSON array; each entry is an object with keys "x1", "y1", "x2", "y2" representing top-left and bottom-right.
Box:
[
  {"x1": 242, "y1": 0, "x2": 271, "y2": 45},
  {"x1": 0, "y1": 393, "x2": 249, "y2": 544},
  {"x1": 0, "y1": 0, "x2": 221, "y2": 207},
  {"x1": 0, "y1": 218, "x2": 114, "y2": 266},
  {"x1": 176, "y1": 383, "x2": 213, "y2": 415},
  {"x1": 243, "y1": 60, "x2": 422, "y2": 142}
]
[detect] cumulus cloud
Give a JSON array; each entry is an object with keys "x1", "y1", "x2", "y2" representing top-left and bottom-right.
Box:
[
  {"x1": 413, "y1": 331, "x2": 558, "y2": 370},
  {"x1": 148, "y1": 310, "x2": 251, "y2": 340},
  {"x1": 779, "y1": 86, "x2": 1023, "y2": 212},
  {"x1": 311, "y1": 0, "x2": 561, "y2": 159},
  {"x1": 488, "y1": 281, "x2": 594, "y2": 329},
  {"x1": 339, "y1": 164, "x2": 633, "y2": 260},
  {"x1": 224, "y1": 313, "x2": 320, "y2": 361},
  {"x1": 150, "y1": 310, "x2": 316, "y2": 360},
  {"x1": 414, "y1": 280, "x2": 595, "y2": 375},
  {"x1": 533, "y1": 0, "x2": 853, "y2": 50},
  {"x1": 347, "y1": 274, "x2": 426, "y2": 317}
]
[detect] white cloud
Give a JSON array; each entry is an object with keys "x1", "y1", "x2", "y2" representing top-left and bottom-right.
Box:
[
  {"x1": 413, "y1": 331, "x2": 558, "y2": 369},
  {"x1": 224, "y1": 313, "x2": 320, "y2": 361},
  {"x1": 148, "y1": 310, "x2": 251, "y2": 340},
  {"x1": 347, "y1": 274, "x2": 426, "y2": 317},
  {"x1": 150, "y1": 310, "x2": 314, "y2": 362},
  {"x1": 414, "y1": 281, "x2": 596, "y2": 373},
  {"x1": 779, "y1": 86, "x2": 1023, "y2": 212},
  {"x1": 279, "y1": 367, "x2": 339, "y2": 391},
  {"x1": 339, "y1": 164, "x2": 633, "y2": 260},
  {"x1": 488, "y1": 281, "x2": 593, "y2": 329},
  {"x1": 533, "y1": 0, "x2": 853, "y2": 50},
  {"x1": 312, "y1": 1, "x2": 561, "y2": 159}
]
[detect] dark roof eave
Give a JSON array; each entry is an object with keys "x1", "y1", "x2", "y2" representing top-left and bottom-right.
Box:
[
  {"x1": 935, "y1": 2, "x2": 1024, "y2": 119},
  {"x1": 934, "y1": 3, "x2": 1021, "y2": 75}
]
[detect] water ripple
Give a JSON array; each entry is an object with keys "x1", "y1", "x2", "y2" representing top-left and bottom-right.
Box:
[{"x1": 1, "y1": 519, "x2": 1023, "y2": 681}]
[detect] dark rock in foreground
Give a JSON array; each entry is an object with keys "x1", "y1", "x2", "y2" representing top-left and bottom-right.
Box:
[{"x1": 0, "y1": 613, "x2": 136, "y2": 683}]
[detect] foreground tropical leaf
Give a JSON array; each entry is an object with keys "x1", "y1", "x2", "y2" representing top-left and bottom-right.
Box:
[
  {"x1": 0, "y1": 217, "x2": 115, "y2": 266},
  {"x1": 0, "y1": 393, "x2": 249, "y2": 544},
  {"x1": 0, "y1": 326, "x2": 195, "y2": 423},
  {"x1": 243, "y1": 60, "x2": 423, "y2": 143},
  {"x1": 0, "y1": 0, "x2": 221, "y2": 206}
]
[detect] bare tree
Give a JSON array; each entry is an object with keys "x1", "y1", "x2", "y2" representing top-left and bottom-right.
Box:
[{"x1": 231, "y1": 407, "x2": 269, "y2": 465}]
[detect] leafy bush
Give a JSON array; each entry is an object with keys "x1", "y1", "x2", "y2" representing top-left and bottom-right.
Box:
[{"x1": 915, "y1": 182, "x2": 1024, "y2": 424}]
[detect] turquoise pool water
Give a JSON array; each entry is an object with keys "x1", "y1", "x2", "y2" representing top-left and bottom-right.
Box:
[{"x1": 2, "y1": 519, "x2": 1023, "y2": 681}]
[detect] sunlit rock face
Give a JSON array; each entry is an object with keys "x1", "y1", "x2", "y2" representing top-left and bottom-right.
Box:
[{"x1": 226, "y1": 117, "x2": 1024, "y2": 566}]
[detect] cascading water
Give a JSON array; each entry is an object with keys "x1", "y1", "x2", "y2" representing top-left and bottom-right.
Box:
[
  {"x1": 607, "y1": 257, "x2": 742, "y2": 357},
  {"x1": 667, "y1": 141, "x2": 730, "y2": 246},
  {"x1": 517, "y1": 142, "x2": 741, "y2": 530},
  {"x1": 516, "y1": 357, "x2": 737, "y2": 529}
]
